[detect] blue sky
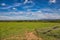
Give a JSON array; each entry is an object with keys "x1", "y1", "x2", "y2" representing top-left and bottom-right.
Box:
[{"x1": 0, "y1": 0, "x2": 60, "y2": 20}]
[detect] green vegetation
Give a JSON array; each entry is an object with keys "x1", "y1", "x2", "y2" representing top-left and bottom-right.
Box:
[
  {"x1": 0, "y1": 22, "x2": 60, "y2": 40},
  {"x1": 35, "y1": 26, "x2": 60, "y2": 40}
]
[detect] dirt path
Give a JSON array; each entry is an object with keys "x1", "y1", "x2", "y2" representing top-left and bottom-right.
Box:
[
  {"x1": 25, "y1": 31, "x2": 42, "y2": 40},
  {"x1": 2, "y1": 32, "x2": 42, "y2": 40}
]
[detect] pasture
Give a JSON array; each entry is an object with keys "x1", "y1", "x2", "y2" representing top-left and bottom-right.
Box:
[{"x1": 0, "y1": 22, "x2": 60, "y2": 40}]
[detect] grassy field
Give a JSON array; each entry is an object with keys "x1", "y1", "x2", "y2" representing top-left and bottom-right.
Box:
[{"x1": 0, "y1": 22, "x2": 60, "y2": 40}]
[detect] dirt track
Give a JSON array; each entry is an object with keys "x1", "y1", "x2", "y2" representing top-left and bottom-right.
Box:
[
  {"x1": 25, "y1": 31, "x2": 42, "y2": 40},
  {"x1": 2, "y1": 31, "x2": 42, "y2": 40}
]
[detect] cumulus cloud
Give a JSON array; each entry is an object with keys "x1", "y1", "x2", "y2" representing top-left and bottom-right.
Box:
[
  {"x1": 0, "y1": 15, "x2": 37, "y2": 20},
  {"x1": 49, "y1": 0, "x2": 56, "y2": 4},
  {"x1": 1, "y1": 3, "x2": 6, "y2": 6},
  {"x1": 0, "y1": 8, "x2": 60, "y2": 20}
]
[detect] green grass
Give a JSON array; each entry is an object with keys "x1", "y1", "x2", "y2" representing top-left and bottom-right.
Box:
[
  {"x1": 35, "y1": 25, "x2": 60, "y2": 40},
  {"x1": 0, "y1": 22, "x2": 60, "y2": 40}
]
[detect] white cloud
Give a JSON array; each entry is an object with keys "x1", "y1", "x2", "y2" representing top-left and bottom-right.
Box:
[
  {"x1": 0, "y1": 8, "x2": 60, "y2": 20},
  {"x1": 0, "y1": 3, "x2": 22, "y2": 9},
  {"x1": 0, "y1": 6, "x2": 12, "y2": 9},
  {"x1": 49, "y1": 0, "x2": 56, "y2": 4},
  {"x1": 0, "y1": 15, "x2": 37, "y2": 20},
  {"x1": 12, "y1": 7, "x2": 17, "y2": 10},
  {"x1": 1, "y1": 3, "x2": 6, "y2": 6},
  {"x1": 0, "y1": 0, "x2": 34, "y2": 10},
  {"x1": 24, "y1": 0, "x2": 33, "y2": 4},
  {"x1": 24, "y1": 0, "x2": 28, "y2": 4},
  {"x1": 30, "y1": 11, "x2": 60, "y2": 19}
]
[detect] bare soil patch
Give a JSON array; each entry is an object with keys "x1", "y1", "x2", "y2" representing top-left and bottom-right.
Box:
[
  {"x1": 25, "y1": 31, "x2": 42, "y2": 40},
  {"x1": 2, "y1": 31, "x2": 42, "y2": 40}
]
